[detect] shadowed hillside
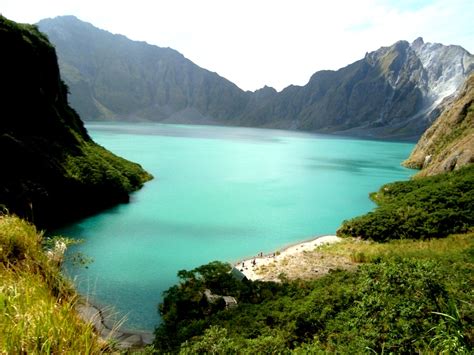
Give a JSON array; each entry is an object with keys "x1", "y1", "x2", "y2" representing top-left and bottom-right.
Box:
[{"x1": 0, "y1": 16, "x2": 151, "y2": 228}]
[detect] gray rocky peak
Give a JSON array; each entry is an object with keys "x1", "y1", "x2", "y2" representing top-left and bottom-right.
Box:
[
  {"x1": 410, "y1": 38, "x2": 474, "y2": 109},
  {"x1": 411, "y1": 37, "x2": 424, "y2": 50}
]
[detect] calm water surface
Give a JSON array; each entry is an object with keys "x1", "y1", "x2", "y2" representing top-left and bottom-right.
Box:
[{"x1": 58, "y1": 123, "x2": 414, "y2": 330}]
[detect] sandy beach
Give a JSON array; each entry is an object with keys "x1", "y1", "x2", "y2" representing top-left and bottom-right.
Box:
[{"x1": 235, "y1": 235, "x2": 347, "y2": 281}]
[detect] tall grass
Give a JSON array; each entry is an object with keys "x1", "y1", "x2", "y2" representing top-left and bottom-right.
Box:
[
  {"x1": 0, "y1": 215, "x2": 105, "y2": 353},
  {"x1": 322, "y1": 232, "x2": 473, "y2": 263}
]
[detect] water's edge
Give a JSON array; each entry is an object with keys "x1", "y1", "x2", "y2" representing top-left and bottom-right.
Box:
[{"x1": 59, "y1": 123, "x2": 414, "y2": 330}]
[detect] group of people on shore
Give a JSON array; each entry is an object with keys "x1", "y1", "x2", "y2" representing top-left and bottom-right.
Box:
[{"x1": 240, "y1": 251, "x2": 277, "y2": 271}]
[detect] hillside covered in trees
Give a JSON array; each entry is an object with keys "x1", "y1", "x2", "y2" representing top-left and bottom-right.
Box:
[{"x1": 0, "y1": 16, "x2": 151, "y2": 228}]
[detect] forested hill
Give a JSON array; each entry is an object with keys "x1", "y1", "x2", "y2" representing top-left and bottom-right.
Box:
[
  {"x1": 40, "y1": 16, "x2": 473, "y2": 140},
  {"x1": 0, "y1": 16, "x2": 151, "y2": 228}
]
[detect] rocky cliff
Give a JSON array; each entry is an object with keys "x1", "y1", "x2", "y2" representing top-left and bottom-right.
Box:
[
  {"x1": 39, "y1": 16, "x2": 473, "y2": 140},
  {"x1": 403, "y1": 74, "x2": 474, "y2": 176},
  {"x1": 240, "y1": 38, "x2": 473, "y2": 140},
  {"x1": 0, "y1": 16, "x2": 151, "y2": 228}
]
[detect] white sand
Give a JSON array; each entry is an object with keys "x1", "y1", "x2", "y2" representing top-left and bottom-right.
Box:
[{"x1": 235, "y1": 235, "x2": 342, "y2": 281}]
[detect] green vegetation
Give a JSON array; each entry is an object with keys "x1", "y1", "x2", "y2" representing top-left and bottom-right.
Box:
[
  {"x1": 0, "y1": 15, "x2": 152, "y2": 228},
  {"x1": 154, "y1": 163, "x2": 474, "y2": 353},
  {"x1": 0, "y1": 15, "x2": 152, "y2": 350},
  {"x1": 64, "y1": 142, "x2": 152, "y2": 198},
  {"x1": 337, "y1": 165, "x2": 474, "y2": 241},
  {"x1": 155, "y1": 261, "x2": 287, "y2": 352},
  {"x1": 321, "y1": 232, "x2": 473, "y2": 264},
  {"x1": 432, "y1": 100, "x2": 473, "y2": 157},
  {"x1": 154, "y1": 233, "x2": 473, "y2": 353},
  {"x1": 0, "y1": 215, "x2": 104, "y2": 353}
]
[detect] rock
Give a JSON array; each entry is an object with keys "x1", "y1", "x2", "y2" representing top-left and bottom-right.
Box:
[
  {"x1": 117, "y1": 334, "x2": 142, "y2": 348},
  {"x1": 75, "y1": 303, "x2": 104, "y2": 331},
  {"x1": 75, "y1": 301, "x2": 154, "y2": 350},
  {"x1": 423, "y1": 155, "x2": 432, "y2": 168}
]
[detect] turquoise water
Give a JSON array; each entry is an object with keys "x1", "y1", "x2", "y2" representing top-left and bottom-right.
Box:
[{"x1": 58, "y1": 123, "x2": 414, "y2": 330}]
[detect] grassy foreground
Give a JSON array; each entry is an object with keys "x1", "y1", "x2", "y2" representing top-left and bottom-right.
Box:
[{"x1": 0, "y1": 215, "x2": 104, "y2": 353}]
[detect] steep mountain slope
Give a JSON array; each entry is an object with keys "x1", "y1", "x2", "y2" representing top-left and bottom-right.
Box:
[
  {"x1": 403, "y1": 74, "x2": 474, "y2": 176},
  {"x1": 0, "y1": 16, "x2": 151, "y2": 228},
  {"x1": 39, "y1": 16, "x2": 473, "y2": 140},
  {"x1": 38, "y1": 16, "x2": 252, "y2": 123},
  {"x1": 241, "y1": 38, "x2": 473, "y2": 140}
]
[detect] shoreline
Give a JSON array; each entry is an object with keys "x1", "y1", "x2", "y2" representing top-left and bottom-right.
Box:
[
  {"x1": 76, "y1": 235, "x2": 343, "y2": 344},
  {"x1": 234, "y1": 235, "x2": 342, "y2": 281},
  {"x1": 75, "y1": 300, "x2": 154, "y2": 350}
]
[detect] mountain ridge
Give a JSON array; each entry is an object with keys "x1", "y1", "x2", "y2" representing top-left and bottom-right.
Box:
[
  {"x1": 38, "y1": 15, "x2": 252, "y2": 124},
  {"x1": 39, "y1": 16, "x2": 474, "y2": 140}
]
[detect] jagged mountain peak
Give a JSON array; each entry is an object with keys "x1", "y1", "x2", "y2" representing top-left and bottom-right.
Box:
[
  {"x1": 411, "y1": 37, "x2": 424, "y2": 49},
  {"x1": 38, "y1": 16, "x2": 474, "y2": 140},
  {"x1": 362, "y1": 38, "x2": 473, "y2": 114},
  {"x1": 253, "y1": 85, "x2": 277, "y2": 95},
  {"x1": 410, "y1": 38, "x2": 474, "y2": 105}
]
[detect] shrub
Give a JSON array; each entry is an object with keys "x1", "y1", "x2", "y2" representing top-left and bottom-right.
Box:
[{"x1": 338, "y1": 165, "x2": 474, "y2": 241}]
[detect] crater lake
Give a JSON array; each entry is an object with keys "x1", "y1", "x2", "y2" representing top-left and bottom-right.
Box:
[{"x1": 57, "y1": 123, "x2": 414, "y2": 330}]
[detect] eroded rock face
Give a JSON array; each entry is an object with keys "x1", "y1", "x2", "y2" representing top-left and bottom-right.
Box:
[
  {"x1": 411, "y1": 37, "x2": 474, "y2": 109},
  {"x1": 403, "y1": 74, "x2": 474, "y2": 177}
]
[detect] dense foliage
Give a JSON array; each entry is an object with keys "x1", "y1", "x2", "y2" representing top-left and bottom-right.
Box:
[
  {"x1": 154, "y1": 234, "x2": 473, "y2": 353},
  {"x1": 0, "y1": 215, "x2": 104, "y2": 353},
  {"x1": 0, "y1": 16, "x2": 151, "y2": 228},
  {"x1": 155, "y1": 261, "x2": 287, "y2": 352},
  {"x1": 337, "y1": 165, "x2": 474, "y2": 241}
]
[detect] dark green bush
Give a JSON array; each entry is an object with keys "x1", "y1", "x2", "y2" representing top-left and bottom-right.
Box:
[
  {"x1": 154, "y1": 247, "x2": 473, "y2": 353},
  {"x1": 338, "y1": 165, "x2": 474, "y2": 241}
]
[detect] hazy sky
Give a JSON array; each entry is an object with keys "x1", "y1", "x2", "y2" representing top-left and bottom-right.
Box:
[{"x1": 2, "y1": 0, "x2": 473, "y2": 91}]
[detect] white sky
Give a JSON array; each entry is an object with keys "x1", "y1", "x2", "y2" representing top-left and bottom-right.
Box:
[{"x1": 1, "y1": 0, "x2": 473, "y2": 92}]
